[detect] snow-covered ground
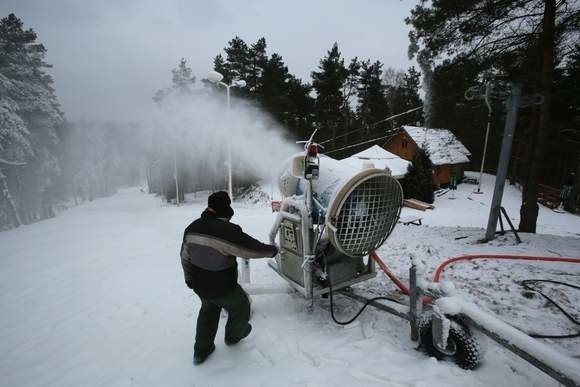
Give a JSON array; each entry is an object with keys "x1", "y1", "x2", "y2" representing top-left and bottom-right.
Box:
[{"x1": 1, "y1": 173, "x2": 579, "y2": 387}]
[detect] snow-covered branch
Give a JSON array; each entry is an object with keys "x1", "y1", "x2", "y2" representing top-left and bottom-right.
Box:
[{"x1": 0, "y1": 158, "x2": 27, "y2": 166}]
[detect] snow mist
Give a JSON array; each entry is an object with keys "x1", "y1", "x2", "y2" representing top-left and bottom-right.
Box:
[{"x1": 146, "y1": 88, "x2": 300, "y2": 191}]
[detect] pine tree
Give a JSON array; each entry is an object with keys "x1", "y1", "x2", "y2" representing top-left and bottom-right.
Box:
[
  {"x1": 206, "y1": 36, "x2": 317, "y2": 146},
  {"x1": 285, "y1": 75, "x2": 315, "y2": 140},
  {"x1": 247, "y1": 38, "x2": 268, "y2": 94},
  {"x1": 224, "y1": 36, "x2": 251, "y2": 79},
  {"x1": 259, "y1": 53, "x2": 290, "y2": 119},
  {"x1": 222, "y1": 36, "x2": 251, "y2": 99},
  {"x1": 171, "y1": 58, "x2": 196, "y2": 94},
  {"x1": 0, "y1": 13, "x2": 63, "y2": 227},
  {"x1": 210, "y1": 36, "x2": 315, "y2": 142},
  {"x1": 384, "y1": 66, "x2": 423, "y2": 127},
  {"x1": 402, "y1": 149, "x2": 434, "y2": 204},
  {"x1": 0, "y1": 80, "x2": 31, "y2": 227},
  {"x1": 153, "y1": 58, "x2": 196, "y2": 103},
  {"x1": 257, "y1": 52, "x2": 315, "y2": 139},
  {"x1": 311, "y1": 43, "x2": 349, "y2": 148},
  {"x1": 340, "y1": 58, "x2": 361, "y2": 147},
  {"x1": 212, "y1": 54, "x2": 232, "y2": 82},
  {"x1": 357, "y1": 60, "x2": 389, "y2": 137}
]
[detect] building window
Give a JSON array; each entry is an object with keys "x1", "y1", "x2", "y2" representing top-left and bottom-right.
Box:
[{"x1": 402, "y1": 140, "x2": 408, "y2": 149}]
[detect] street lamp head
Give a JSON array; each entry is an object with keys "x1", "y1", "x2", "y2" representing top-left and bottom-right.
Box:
[
  {"x1": 234, "y1": 79, "x2": 246, "y2": 88},
  {"x1": 207, "y1": 70, "x2": 224, "y2": 83}
]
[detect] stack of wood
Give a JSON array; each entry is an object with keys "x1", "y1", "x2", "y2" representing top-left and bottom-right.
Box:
[{"x1": 537, "y1": 184, "x2": 560, "y2": 209}]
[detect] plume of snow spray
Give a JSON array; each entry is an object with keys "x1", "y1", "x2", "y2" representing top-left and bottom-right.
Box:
[
  {"x1": 417, "y1": 54, "x2": 433, "y2": 127},
  {"x1": 146, "y1": 87, "x2": 299, "y2": 190}
]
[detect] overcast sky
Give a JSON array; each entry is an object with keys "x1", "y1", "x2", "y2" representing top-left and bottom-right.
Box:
[{"x1": 1, "y1": 0, "x2": 418, "y2": 122}]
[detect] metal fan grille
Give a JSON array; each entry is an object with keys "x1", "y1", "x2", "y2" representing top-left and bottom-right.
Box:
[{"x1": 334, "y1": 175, "x2": 402, "y2": 256}]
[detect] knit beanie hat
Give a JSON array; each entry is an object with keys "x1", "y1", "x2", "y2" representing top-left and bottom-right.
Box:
[{"x1": 208, "y1": 191, "x2": 234, "y2": 219}]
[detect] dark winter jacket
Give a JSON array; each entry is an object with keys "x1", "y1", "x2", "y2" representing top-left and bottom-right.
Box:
[{"x1": 180, "y1": 209, "x2": 278, "y2": 298}]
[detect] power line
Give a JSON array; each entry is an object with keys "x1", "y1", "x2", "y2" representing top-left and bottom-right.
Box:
[
  {"x1": 318, "y1": 106, "x2": 424, "y2": 146},
  {"x1": 324, "y1": 133, "x2": 400, "y2": 155},
  {"x1": 0, "y1": 158, "x2": 26, "y2": 166}
]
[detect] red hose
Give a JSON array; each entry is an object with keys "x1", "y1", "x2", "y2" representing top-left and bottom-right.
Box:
[
  {"x1": 370, "y1": 251, "x2": 410, "y2": 295},
  {"x1": 433, "y1": 254, "x2": 580, "y2": 282},
  {"x1": 369, "y1": 252, "x2": 580, "y2": 301}
]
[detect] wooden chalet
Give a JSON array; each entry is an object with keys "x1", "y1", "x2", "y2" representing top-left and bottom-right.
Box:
[{"x1": 384, "y1": 126, "x2": 471, "y2": 186}]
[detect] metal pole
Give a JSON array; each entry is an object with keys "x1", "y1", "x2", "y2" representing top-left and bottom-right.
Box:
[
  {"x1": 226, "y1": 86, "x2": 233, "y2": 201},
  {"x1": 409, "y1": 262, "x2": 419, "y2": 341},
  {"x1": 477, "y1": 117, "x2": 491, "y2": 193},
  {"x1": 477, "y1": 83, "x2": 493, "y2": 193},
  {"x1": 174, "y1": 141, "x2": 180, "y2": 205},
  {"x1": 304, "y1": 181, "x2": 314, "y2": 300},
  {"x1": 484, "y1": 83, "x2": 521, "y2": 241}
]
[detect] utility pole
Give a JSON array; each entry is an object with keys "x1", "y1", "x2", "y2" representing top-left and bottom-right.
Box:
[{"x1": 206, "y1": 70, "x2": 246, "y2": 202}]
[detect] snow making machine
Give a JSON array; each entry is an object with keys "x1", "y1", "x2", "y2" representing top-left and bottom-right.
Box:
[
  {"x1": 268, "y1": 144, "x2": 402, "y2": 299},
  {"x1": 262, "y1": 137, "x2": 580, "y2": 387}
]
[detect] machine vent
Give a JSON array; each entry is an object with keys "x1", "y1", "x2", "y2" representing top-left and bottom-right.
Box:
[{"x1": 333, "y1": 174, "x2": 402, "y2": 256}]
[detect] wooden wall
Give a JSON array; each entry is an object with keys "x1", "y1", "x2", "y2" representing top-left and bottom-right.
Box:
[
  {"x1": 384, "y1": 132, "x2": 418, "y2": 161},
  {"x1": 433, "y1": 164, "x2": 467, "y2": 186},
  {"x1": 384, "y1": 132, "x2": 468, "y2": 186}
]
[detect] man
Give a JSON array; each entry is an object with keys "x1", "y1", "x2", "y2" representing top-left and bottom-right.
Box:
[{"x1": 180, "y1": 191, "x2": 278, "y2": 365}]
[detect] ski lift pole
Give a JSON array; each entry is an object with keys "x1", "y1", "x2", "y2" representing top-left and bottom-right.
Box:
[{"x1": 484, "y1": 83, "x2": 521, "y2": 241}]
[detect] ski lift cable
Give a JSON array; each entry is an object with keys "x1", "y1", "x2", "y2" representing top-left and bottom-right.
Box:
[
  {"x1": 318, "y1": 106, "x2": 423, "y2": 146},
  {"x1": 319, "y1": 87, "x2": 476, "y2": 148},
  {"x1": 324, "y1": 133, "x2": 400, "y2": 155}
]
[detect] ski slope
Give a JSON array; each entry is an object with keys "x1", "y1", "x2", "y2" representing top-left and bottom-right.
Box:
[{"x1": 1, "y1": 174, "x2": 579, "y2": 387}]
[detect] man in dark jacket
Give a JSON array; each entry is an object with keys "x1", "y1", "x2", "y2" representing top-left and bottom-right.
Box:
[{"x1": 180, "y1": 191, "x2": 278, "y2": 365}]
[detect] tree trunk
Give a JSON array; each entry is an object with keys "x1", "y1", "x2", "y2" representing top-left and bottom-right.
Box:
[
  {"x1": 519, "y1": 0, "x2": 555, "y2": 233},
  {"x1": 0, "y1": 169, "x2": 22, "y2": 228}
]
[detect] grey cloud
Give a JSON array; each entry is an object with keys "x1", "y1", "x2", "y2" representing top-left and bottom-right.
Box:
[{"x1": 0, "y1": 0, "x2": 417, "y2": 121}]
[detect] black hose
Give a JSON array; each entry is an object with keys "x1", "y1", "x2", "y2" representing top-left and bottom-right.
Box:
[
  {"x1": 324, "y1": 254, "x2": 403, "y2": 325},
  {"x1": 519, "y1": 279, "x2": 580, "y2": 339}
]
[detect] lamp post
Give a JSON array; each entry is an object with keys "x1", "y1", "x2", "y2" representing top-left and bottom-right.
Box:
[{"x1": 207, "y1": 70, "x2": 246, "y2": 200}]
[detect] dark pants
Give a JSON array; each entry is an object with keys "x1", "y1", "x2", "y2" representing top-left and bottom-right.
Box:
[{"x1": 194, "y1": 284, "x2": 250, "y2": 356}]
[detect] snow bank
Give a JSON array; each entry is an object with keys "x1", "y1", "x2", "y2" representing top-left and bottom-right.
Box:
[{"x1": 1, "y1": 171, "x2": 579, "y2": 386}]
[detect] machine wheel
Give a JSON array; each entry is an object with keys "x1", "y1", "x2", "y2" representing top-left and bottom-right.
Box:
[{"x1": 418, "y1": 316, "x2": 482, "y2": 370}]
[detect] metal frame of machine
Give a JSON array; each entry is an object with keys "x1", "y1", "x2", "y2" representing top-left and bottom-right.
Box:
[{"x1": 267, "y1": 133, "x2": 402, "y2": 300}]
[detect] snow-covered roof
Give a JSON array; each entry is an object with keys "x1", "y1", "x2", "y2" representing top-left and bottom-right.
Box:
[
  {"x1": 342, "y1": 145, "x2": 410, "y2": 178},
  {"x1": 402, "y1": 126, "x2": 471, "y2": 166}
]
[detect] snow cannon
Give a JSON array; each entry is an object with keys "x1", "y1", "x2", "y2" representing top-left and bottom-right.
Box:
[{"x1": 269, "y1": 146, "x2": 403, "y2": 299}]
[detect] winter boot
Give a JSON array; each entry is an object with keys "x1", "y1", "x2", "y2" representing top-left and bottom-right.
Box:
[
  {"x1": 193, "y1": 344, "x2": 215, "y2": 365},
  {"x1": 225, "y1": 324, "x2": 252, "y2": 346}
]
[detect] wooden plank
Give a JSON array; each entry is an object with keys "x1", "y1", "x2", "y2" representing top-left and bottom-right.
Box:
[
  {"x1": 399, "y1": 216, "x2": 422, "y2": 226},
  {"x1": 403, "y1": 198, "x2": 434, "y2": 211}
]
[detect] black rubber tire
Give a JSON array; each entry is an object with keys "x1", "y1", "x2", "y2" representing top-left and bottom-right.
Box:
[{"x1": 418, "y1": 317, "x2": 482, "y2": 370}]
